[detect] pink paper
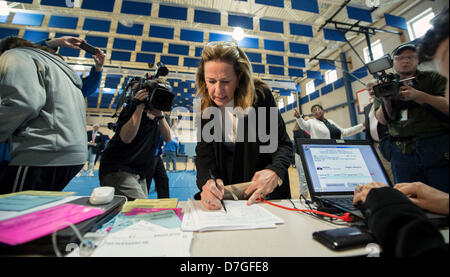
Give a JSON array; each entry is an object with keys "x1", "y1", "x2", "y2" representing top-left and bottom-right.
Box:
[
  {"x1": 125, "y1": 208, "x2": 184, "y2": 221},
  {"x1": 0, "y1": 204, "x2": 104, "y2": 246}
]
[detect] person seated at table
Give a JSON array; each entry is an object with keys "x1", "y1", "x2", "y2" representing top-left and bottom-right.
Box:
[{"x1": 194, "y1": 41, "x2": 293, "y2": 209}]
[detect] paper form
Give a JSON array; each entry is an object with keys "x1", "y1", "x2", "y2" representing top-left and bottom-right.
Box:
[
  {"x1": 0, "y1": 194, "x2": 67, "y2": 212},
  {"x1": 0, "y1": 190, "x2": 75, "y2": 199},
  {"x1": 90, "y1": 221, "x2": 193, "y2": 257},
  {"x1": 109, "y1": 209, "x2": 182, "y2": 233},
  {"x1": 181, "y1": 200, "x2": 284, "y2": 232},
  {"x1": 0, "y1": 204, "x2": 104, "y2": 246}
]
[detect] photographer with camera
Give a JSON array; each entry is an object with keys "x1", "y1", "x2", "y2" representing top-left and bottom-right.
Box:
[
  {"x1": 98, "y1": 68, "x2": 174, "y2": 200},
  {"x1": 373, "y1": 44, "x2": 449, "y2": 193}
]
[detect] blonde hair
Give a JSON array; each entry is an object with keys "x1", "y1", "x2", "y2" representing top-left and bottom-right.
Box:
[{"x1": 196, "y1": 42, "x2": 264, "y2": 111}]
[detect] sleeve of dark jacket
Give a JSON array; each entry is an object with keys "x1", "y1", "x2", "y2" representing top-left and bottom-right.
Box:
[
  {"x1": 261, "y1": 89, "x2": 293, "y2": 184},
  {"x1": 195, "y1": 129, "x2": 215, "y2": 191},
  {"x1": 362, "y1": 187, "x2": 448, "y2": 257}
]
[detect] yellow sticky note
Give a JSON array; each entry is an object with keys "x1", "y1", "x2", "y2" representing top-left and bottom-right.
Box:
[{"x1": 121, "y1": 198, "x2": 178, "y2": 213}]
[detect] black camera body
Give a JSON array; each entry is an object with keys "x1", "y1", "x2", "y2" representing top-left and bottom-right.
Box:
[
  {"x1": 130, "y1": 77, "x2": 174, "y2": 111},
  {"x1": 366, "y1": 54, "x2": 416, "y2": 100},
  {"x1": 119, "y1": 62, "x2": 175, "y2": 113},
  {"x1": 373, "y1": 72, "x2": 402, "y2": 99}
]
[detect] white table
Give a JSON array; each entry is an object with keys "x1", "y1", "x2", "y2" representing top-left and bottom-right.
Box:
[{"x1": 182, "y1": 199, "x2": 380, "y2": 257}]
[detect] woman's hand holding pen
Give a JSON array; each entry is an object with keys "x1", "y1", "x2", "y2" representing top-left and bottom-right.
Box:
[{"x1": 201, "y1": 178, "x2": 225, "y2": 210}]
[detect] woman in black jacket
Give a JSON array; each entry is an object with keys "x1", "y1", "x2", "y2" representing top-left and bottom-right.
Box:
[{"x1": 194, "y1": 41, "x2": 293, "y2": 210}]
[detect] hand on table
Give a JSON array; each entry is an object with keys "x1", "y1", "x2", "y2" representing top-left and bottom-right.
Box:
[{"x1": 244, "y1": 169, "x2": 279, "y2": 206}]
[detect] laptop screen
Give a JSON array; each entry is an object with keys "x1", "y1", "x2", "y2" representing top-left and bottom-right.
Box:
[{"x1": 301, "y1": 143, "x2": 390, "y2": 193}]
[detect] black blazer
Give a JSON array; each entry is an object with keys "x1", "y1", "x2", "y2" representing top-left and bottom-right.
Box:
[
  {"x1": 87, "y1": 130, "x2": 105, "y2": 155},
  {"x1": 195, "y1": 88, "x2": 293, "y2": 199},
  {"x1": 364, "y1": 103, "x2": 388, "y2": 142}
]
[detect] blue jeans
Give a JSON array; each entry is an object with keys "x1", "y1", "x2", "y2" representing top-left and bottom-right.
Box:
[
  {"x1": 165, "y1": 152, "x2": 177, "y2": 171},
  {"x1": 387, "y1": 133, "x2": 449, "y2": 193}
]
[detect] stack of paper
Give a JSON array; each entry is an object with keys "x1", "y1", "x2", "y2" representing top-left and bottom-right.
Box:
[
  {"x1": 181, "y1": 200, "x2": 284, "y2": 232},
  {"x1": 90, "y1": 221, "x2": 193, "y2": 257}
]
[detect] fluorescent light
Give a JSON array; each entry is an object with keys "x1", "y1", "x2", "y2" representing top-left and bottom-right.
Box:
[
  {"x1": 232, "y1": 27, "x2": 245, "y2": 41},
  {"x1": 0, "y1": 1, "x2": 10, "y2": 17}
]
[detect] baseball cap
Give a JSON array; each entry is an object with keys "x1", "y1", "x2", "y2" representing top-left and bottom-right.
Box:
[{"x1": 392, "y1": 43, "x2": 417, "y2": 56}]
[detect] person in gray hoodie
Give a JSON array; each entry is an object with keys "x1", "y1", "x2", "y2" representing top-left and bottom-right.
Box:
[{"x1": 0, "y1": 37, "x2": 88, "y2": 193}]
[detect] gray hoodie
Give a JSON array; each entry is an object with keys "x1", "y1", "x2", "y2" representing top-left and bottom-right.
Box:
[{"x1": 0, "y1": 47, "x2": 88, "y2": 166}]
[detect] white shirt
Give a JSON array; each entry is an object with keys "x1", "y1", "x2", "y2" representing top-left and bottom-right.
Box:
[{"x1": 295, "y1": 117, "x2": 365, "y2": 139}]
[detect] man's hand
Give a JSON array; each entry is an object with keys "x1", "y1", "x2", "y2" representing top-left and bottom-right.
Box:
[
  {"x1": 46, "y1": 36, "x2": 85, "y2": 49},
  {"x1": 399, "y1": 85, "x2": 425, "y2": 103},
  {"x1": 395, "y1": 182, "x2": 449, "y2": 215},
  {"x1": 294, "y1": 109, "x2": 301, "y2": 119},
  {"x1": 244, "y1": 169, "x2": 279, "y2": 206},
  {"x1": 146, "y1": 109, "x2": 163, "y2": 120},
  {"x1": 92, "y1": 48, "x2": 106, "y2": 72},
  {"x1": 133, "y1": 89, "x2": 149, "y2": 110}
]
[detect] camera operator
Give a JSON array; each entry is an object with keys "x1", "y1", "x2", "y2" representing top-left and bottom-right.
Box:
[
  {"x1": 374, "y1": 44, "x2": 449, "y2": 193},
  {"x1": 98, "y1": 79, "x2": 172, "y2": 201}
]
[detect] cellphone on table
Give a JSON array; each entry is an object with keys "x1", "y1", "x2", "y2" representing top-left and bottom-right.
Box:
[
  {"x1": 312, "y1": 227, "x2": 375, "y2": 251},
  {"x1": 79, "y1": 41, "x2": 98, "y2": 55}
]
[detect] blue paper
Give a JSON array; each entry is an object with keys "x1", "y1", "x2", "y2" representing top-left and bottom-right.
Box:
[
  {"x1": 0, "y1": 195, "x2": 65, "y2": 212},
  {"x1": 109, "y1": 210, "x2": 181, "y2": 233}
]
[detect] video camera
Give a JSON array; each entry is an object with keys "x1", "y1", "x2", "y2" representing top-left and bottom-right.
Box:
[
  {"x1": 366, "y1": 54, "x2": 415, "y2": 99},
  {"x1": 119, "y1": 62, "x2": 175, "y2": 113}
]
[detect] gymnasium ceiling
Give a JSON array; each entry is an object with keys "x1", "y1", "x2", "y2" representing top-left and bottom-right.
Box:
[{"x1": 0, "y1": 0, "x2": 413, "y2": 119}]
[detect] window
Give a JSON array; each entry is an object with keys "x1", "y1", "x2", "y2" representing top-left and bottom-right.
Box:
[
  {"x1": 277, "y1": 98, "x2": 285, "y2": 110},
  {"x1": 287, "y1": 93, "x2": 295, "y2": 105},
  {"x1": 408, "y1": 8, "x2": 435, "y2": 40},
  {"x1": 306, "y1": 80, "x2": 315, "y2": 95},
  {"x1": 325, "y1": 70, "x2": 338, "y2": 85},
  {"x1": 363, "y1": 40, "x2": 384, "y2": 63}
]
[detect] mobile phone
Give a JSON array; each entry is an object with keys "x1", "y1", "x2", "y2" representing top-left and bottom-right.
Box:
[
  {"x1": 312, "y1": 227, "x2": 375, "y2": 251},
  {"x1": 79, "y1": 41, "x2": 98, "y2": 55}
]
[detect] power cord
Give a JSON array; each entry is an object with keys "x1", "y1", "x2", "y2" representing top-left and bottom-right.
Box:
[
  {"x1": 257, "y1": 198, "x2": 353, "y2": 222},
  {"x1": 52, "y1": 222, "x2": 98, "y2": 257},
  {"x1": 52, "y1": 194, "x2": 129, "y2": 257}
]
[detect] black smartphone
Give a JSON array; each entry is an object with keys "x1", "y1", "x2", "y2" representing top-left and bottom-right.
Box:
[
  {"x1": 312, "y1": 227, "x2": 375, "y2": 251},
  {"x1": 79, "y1": 41, "x2": 98, "y2": 55}
]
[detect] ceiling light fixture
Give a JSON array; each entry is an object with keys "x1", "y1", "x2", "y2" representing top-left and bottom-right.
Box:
[
  {"x1": 232, "y1": 27, "x2": 245, "y2": 41},
  {"x1": 0, "y1": 1, "x2": 10, "y2": 17}
]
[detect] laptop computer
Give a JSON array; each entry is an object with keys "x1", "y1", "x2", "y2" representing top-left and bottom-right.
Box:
[
  {"x1": 296, "y1": 139, "x2": 449, "y2": 227},
  {"x1": 296, "y1": 139, "x2": 393, "y2": 219}
]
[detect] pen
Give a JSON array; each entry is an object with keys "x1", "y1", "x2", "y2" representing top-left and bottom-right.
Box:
[{"x1": 209, "y1": 169, "x2": 227, "y2": 213}]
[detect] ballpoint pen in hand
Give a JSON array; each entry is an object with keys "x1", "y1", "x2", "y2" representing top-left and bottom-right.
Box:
[{"x1": 209, "y1": 169, "x2": 227, "y2": 212}]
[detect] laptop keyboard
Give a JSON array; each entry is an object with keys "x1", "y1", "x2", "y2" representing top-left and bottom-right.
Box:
[{"x1": 325, "y1": 198, "x2": 357, "y2": 211}]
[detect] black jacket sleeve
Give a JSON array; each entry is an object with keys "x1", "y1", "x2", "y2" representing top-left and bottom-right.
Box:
[
  {"x1": 362, "y1": 187, "x2": 448, "y2": 256},
  {"x1": 195, "y1": 139, "x2": 215, "y2": 191}
]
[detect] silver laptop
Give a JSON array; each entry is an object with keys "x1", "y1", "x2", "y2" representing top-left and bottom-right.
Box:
[{"x1": 296, "y1": 139, "x2": 392, "y2": 218}]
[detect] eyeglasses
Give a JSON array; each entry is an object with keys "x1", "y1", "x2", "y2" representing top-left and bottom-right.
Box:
[{"x1": 394, "y1": 55, "x2": 418, "y2": 61}]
